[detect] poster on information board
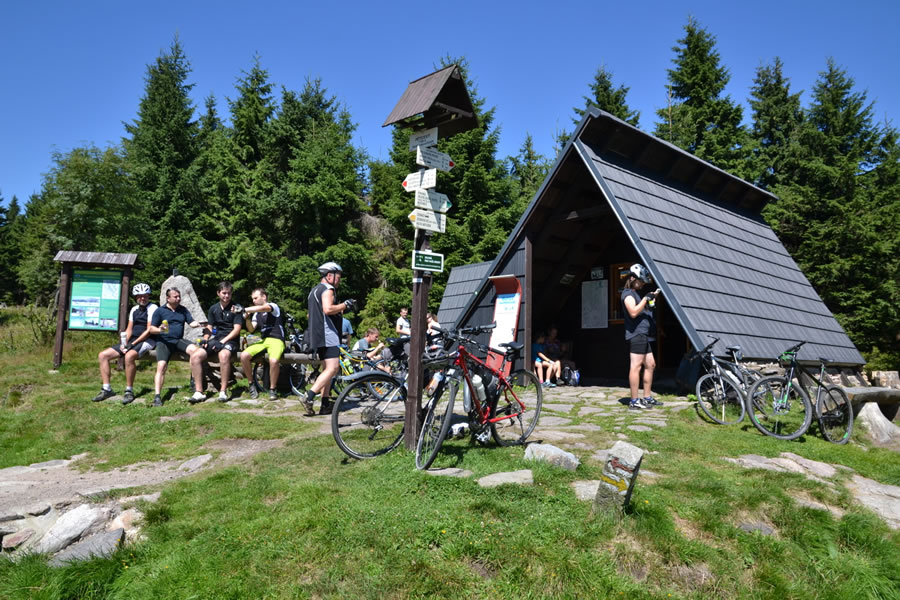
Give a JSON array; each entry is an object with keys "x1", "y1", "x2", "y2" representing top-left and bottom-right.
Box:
[{"x1": 68, "y1": 269, "x2": 122, "y2": 331}]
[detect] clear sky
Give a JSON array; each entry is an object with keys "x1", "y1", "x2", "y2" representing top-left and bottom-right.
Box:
[{"x1": 2, "y1": 1, "x2": 898, "y2": 206}]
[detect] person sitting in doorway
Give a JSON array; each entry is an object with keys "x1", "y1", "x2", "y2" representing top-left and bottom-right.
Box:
[{"x1": 533, "y1": 331, "x2": 560, "y2": 388}]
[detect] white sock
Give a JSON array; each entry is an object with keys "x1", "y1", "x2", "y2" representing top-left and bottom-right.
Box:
[{"x1": 102, "y1": 384, "x2": 111, "y2": 391}]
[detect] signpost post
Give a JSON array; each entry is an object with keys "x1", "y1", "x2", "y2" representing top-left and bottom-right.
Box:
[{"x1": 383, "y1": 65, "x2": 478, "y2": 451}]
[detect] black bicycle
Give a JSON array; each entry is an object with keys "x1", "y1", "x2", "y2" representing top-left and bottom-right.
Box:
[{"x1": 694, "y1": 336, "x2": 766, "y2": 425}]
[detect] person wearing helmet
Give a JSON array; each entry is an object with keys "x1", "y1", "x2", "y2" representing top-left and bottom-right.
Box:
[
  {"x1": 303, "y1": 262, "x2": 356, "y2": 416},
  {"x1": 239, "y1": 287, "x2": 286, "y2": 401},
  {"x1": 621, "y1": 264, "x2": 663, "y2": 410},
  {"x1": 92, "y1": 283, "x2": 158, "y2": 405}
]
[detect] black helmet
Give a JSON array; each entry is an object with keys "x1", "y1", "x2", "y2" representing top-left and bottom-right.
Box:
[{"x1": 318, "y1": 262, "x2": 343, "y2": 276}]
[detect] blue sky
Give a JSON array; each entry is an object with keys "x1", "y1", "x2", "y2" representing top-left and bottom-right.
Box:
[{"x1": 2, "y1": 1, "x2": 898, "y2": 206}]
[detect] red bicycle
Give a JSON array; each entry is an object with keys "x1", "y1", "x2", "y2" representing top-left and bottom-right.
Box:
[{"x1": 415, "y1": 324, "x2": 543, "y2": 470}]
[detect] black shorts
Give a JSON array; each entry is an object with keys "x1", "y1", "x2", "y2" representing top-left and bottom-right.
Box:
[
  {"x1": 628, "y1": 334, "x2": 655, "y2": 355},
  {"x1": 317, "y1": 346, "x2": 340, "y2": 360},
  {"x1": 156, "y1": 338, "x2": 193, "y2": 362}
]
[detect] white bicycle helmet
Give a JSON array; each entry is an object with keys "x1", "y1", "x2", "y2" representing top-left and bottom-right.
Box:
[
  {"x1": 628, "y1": 264, "x2": 652, "y2": 283},
  {"x1": 318, "y1": 262, "x2": 343, "y2": 276},
  {"x1": 132, "y1": 282, "x2": 152, "y2": 296}
]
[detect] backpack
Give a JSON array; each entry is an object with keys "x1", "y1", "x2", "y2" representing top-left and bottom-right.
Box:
[{"x1": 562, "y1": 366, "x2": 580, "y2": 386}]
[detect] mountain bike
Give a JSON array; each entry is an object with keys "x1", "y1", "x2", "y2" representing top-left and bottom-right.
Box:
[
  {"x1": 694, "y1": 336, "x2": 766, "y2": 425},
  {"x1": 330, "y1": 369, "x2": 407, "y2": 459},
  {"x1": 415, "y1": 324, "x2": 542, "y2": 470},
  {"x1": 746, "y1": 341, "x2": 852, "y2": 443}
]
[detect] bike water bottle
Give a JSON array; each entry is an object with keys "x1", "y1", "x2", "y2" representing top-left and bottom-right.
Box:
[
  {"x1": 427, "y1": 372, "x2": 444, "y2": 395},
  {"x1": 120, "y1": 331, "x2": 127, "y2": 348},
  {"x1": 472, "y1": 374, "x2": 487, "y2": 404}
]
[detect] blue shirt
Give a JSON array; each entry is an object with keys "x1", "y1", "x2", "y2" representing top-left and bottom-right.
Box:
[{"x1": 151, "y1": 305, "x2": 196, "y2": 343}]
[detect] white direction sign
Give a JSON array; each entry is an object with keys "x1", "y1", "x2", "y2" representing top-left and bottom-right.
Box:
[
  {"x1": 408, "y1": 127, "x2": 438, "y2": 152},
  {"x1": 414, "y1": 189, "x2": 452, "y2": 213},
  {"x1": 408, "y1": 208, "x2": 446, "y2": 233},
  {"x1": 401, "y1": 168, "x2": 437, "y2": 192},
  {"x1": 416, "y1": 146, "x2": 455, "y2": 172}
]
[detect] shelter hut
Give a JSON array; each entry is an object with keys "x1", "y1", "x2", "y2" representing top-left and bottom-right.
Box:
[{"x1": 438, "y1": 109, "x2": 864, "y2": 383}]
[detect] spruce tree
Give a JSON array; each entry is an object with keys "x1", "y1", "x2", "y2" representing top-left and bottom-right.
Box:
[
  {"x1": 559, "y1": 65, "x2": 639, "y2": 148},
  {"x1": 654, "y1": 18, "x2": 750, "y2": 176},
  {"x1": 0, "y1": 194, "x2": 24, "y2": 303},
  {"x1": 747, "y1": 57, "x2": 804, "y2": 189}
]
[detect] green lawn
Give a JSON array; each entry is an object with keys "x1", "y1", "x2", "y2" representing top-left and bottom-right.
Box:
[{"x1": 1, "y1": 308, "x2": 898, "y2": 599}]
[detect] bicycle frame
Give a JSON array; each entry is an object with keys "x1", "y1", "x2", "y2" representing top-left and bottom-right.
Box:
[{"x1": 444, "y1": 339, "x2": 524, "y2": 429}]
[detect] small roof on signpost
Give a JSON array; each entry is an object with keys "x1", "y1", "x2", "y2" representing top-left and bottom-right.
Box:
[
  {"x1": 53, "y1": 251, "x2": 138, "y2": 267},
  {"x1": 382, "y1": 65, "x2": 478, "y2": 136}
]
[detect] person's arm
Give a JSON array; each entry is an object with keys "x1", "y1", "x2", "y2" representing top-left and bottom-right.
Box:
[
  {"x1": 624, "y1": 294, "x2": 650, "y2": 319},
  {"x1": 322, "y1": 289, "x2": 348, "y2": 316},
  {"x1": 222, "y1": 322, "x2": 241, "y2": 344},
  {"x1": 366, "y1": 342, "x2": 384, "y2": 360},
  {"x1": 148, "y1": 309, "x2": 162, "y2": 335}
]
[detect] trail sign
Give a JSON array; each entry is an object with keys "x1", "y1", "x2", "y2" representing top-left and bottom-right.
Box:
[
  {"x1": 416, "y1": 146, "x2": 455, "y2": 172},
  {"x1": 414, "y1": 189, "x2": 452, "y2": 213},
  {"x1": 408, "y1": 208, "x2": 446, "y2": 233},
  {"x1": 412, "y1": 250, "x2": 444, "y2": 273},
  {"x1": 401, "y1": 168, "x2": 437, "y2": 192},
  {"x1": 408, "y1": 127, "x2": 438, "y2": 151}
]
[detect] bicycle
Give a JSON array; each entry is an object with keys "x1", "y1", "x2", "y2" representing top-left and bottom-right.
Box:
[
  {"x1": 694, "y1": 336, "x2": 766, "y2": 425},
  {"x1": 745, "y1": 341, "x2": 853, "y2": 443},
  {"x1": 330, "y1": 368, "x2": 408, "y2": 459},
  {"x1": 415, "y1": 324, "x2": 543, "y2": 470}
]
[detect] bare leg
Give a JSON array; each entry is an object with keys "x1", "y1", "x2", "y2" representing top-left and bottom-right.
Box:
[
  {"x1": 218, "y1": 349, "x2": 232, "y2": 393},
  {"x1": 154, "y1": 361, "x2": 168, "y2": 395},
  {"x1": 628, "y1": 353, "x2": 644, "y2": 399},
  {"x1": 124, "y1": 350, "x2": 138, "y2": 387},
  {"x1": 311, "y1": 357, "x2": 339, "y2": 396},
  {"x1": 98, "y1": 348, "x2": 118, "y2": 385},
  {"x1": 268, "y1": 358, "x2": 280, "y2": 391},
  {"x1": 188, "y1": 345, "x2": 207, "y2": 392},
  {"x1": 641, "y1": 352, "x2": 656, "y2": 398}
]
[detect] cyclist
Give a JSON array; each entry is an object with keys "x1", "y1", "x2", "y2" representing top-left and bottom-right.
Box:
[
  {"x1": 148, "y1": 287, "x2": 206, "y2": 407},
  {"x1": 92, "y1": 283, "x2": 158, "y2": 405},
  {"x1": 621, "y1": 264, "x2": 662, "y2": 410},
  {"x1": 303, "y1": 262, "x2": 356, "y2": 416},
  {"x1": 239, "y1": 287, "x2": 285, "y2": 401},
  {"x1": 352, "y1": 327, "x2": 384, "y2": 360},
  {"x1": 194, "y1": 281, "x2": 243, "y2": 403},
  {"x1": 396, "y1": 307, "x2": 411, "y2": 336}
]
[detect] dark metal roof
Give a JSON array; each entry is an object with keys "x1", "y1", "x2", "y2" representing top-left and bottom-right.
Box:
[
  {"x1": 382, "y1": 65, "x2": 478, "y2": 138},
  {"x1": 53, "y1": 251, "x2": 138, "y2": 267},
  {"x1": 437, "y1": 261, "x2": 492, "y2": 326},
  {"x1": 447, "y1": 108, "x2": 863, "y2": 366}
]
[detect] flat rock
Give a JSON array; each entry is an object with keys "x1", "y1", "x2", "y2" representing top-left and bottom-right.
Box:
[
  {"x1": 524, "y1": 443, "x2": 580, "y2": 471},
  {"x1": 572, "y1": 480, "x2": 600, "y2": 501},
  {"x1": 178, "y1": 454, "x2": 212, "y2": 472},
  {"x1": 49, "y1": 528, "x2": 124, "y2": 566},
  {"x1": 845, "y1": 475, "x2": 900, "y2": 529},
  {"x1": 789, "y1": 494, "x2": 845, "y2": 519},
  {"x1": 633, "y1": 419, "x2": 667, "y2": 427},
  {"x1": 536, "y1": 416, "x2": 572, "y2": 427},
  {"x1": 2, "y1": 527, "x2": 35, "y2": 550},
  {"x1": 779, "y1": 452, "x2": 837, "y2": 478},
  {"x1": 530, "y1": 430, "x2": 586, "y2": 442},
  {"x1": 425, "y1": 468, "x2": 473, "y2": 478},
  {"x1": 542, "y1": 403, "x2": 575, "y2": 413},
  {"x1": 626, "y1": 425, "x2": 653, "y2": 432},
  {"x1": 578, "y1": 407, "x2": 607, "y2": 416},
  {"x1": 477, "y1": 469, "x2": 533, "y2": 488},
  {"x1": 738, "y1": 521, "x2": 775, "y2": 536},
  {"x1": 27, "y1": 502, "x2": 51, "y2": 516},
  {"x1": 562, "y1": 423, "x2": 605, "y2": 432},
  {"x1": 29, "y1": 459, "x2": 70, "y2": 469},
  {"x1": 35, "y1": 504, "x2": 106, "y2": 554},
  {"x1": 0, "y1": 510, "x2": 24, "y2": 523}
]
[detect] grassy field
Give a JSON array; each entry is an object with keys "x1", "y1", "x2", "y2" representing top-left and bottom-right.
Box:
[{"x1": 1, "y1": 307, "x2": 899, "y2": 599}]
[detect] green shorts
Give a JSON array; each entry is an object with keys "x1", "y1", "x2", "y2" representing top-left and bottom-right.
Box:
[{"x1": 244, "y1": 337, "x2": 285, "y2": 361}]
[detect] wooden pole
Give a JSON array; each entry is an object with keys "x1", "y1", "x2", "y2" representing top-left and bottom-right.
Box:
[
  {"x1": 117, "y1": 269, "x2": 132, "y2": 371},
  {"x1": 53, "y1": 264, "x2": 72, "y2": 369},
  {"x1": 404, "y1": 230, "x2": 432, "y2": 450}
]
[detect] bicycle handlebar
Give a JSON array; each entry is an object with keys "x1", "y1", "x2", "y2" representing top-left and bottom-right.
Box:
[{"x1": 779, "y1": 340, "x2": 807, "y2": 360}]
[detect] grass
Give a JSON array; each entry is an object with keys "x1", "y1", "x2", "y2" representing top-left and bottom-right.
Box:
[{"x1": 1, "y1": 306, "x2": 899, "y2": 599}]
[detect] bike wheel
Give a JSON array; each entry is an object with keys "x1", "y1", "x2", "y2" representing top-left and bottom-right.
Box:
[
  {"x1": 415, "y1": 377, "x2": 455, "y2": 470},
  {"x1": 746, "y1": 376, "x2": 812, "y2": 441},
  {"x1": 491, "y1": 369, "x2": 543, "y2": 445},
  {"x1": 817, "y1": 385, "x2": 853, "y2": 444},
  {"x1": 696, "y1": 373, "x2": 745, "y2": 425},
  {"x1": 252, "y1": 363, "x2": 268, "y2": 390},
  {"x1": 287, "y1": 363, "x2": 313, "y2": 396},
  {"x1": 331, "y1": 373, "x2": 405, "y2": 459}
]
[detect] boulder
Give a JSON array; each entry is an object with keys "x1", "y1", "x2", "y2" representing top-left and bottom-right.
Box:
[
  {"x1": 593, "y1": 441, "x2": 644, "y2": 514},
  {"x1": 524, "y1": 443, "x2": 580, "y2": 471},
  {"x1": 34, "y1": 504, "x2": 105, "y2": 554},
  {"x1": 158, "y1": 275, "x2": 206, "y2": 341}
]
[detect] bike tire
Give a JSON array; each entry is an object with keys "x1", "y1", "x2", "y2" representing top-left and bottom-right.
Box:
[
  {"x1": 252, "y1": 363, "x2": 268, "y2": 391},
  {"x1": 817, "y1": 385, "x2": 853, "y2": 444},
  {"x1": 415, "y1": 377, "x2": 455, "y2": 470},
  {"x1": 696, "y1": 373, "x2": 745, "y2": 425},
  {"x1": 331, "y1": 373, "x2": 405, "y2": 459},
  {"x1": 288, "y1": 363, "x2": 313, "y2": 396},
  {"x1": 746, "y1": 376, "x2": 812, "y2": 441},
  {"x1": 490, "y1": 369, "x2": 543, "y2": 445}
]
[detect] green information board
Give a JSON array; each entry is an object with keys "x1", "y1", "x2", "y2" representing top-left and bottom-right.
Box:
[{"x1": 68, "y1": 269, "x2": 122, "y2": 331}]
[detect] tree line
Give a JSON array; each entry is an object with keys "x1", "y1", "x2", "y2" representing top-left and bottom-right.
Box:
[{"x1": 0, "y1": 19, "x2": 896, "y2": 369}]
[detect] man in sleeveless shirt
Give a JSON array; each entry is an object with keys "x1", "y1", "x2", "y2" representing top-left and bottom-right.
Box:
[
  {"x1": 303, "y1": 262, "x2": 356, "y2": 416},
  {"x1": 239, "y1": 287, "x2": 285, "y2": 401},
  {"x1": 92, "y1": 283, "x2": 158, "y2": 405}
]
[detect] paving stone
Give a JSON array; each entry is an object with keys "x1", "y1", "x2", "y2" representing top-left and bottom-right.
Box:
[
  {"x1": 562, "y1": 423, "x2": 605, "y2": 432},
  {"x1": 633, "y1": 419, "x2": 667, "y2": 427},
  {"x1": 49, "y1": 528, "x2": 124, "y2": 566},
  {"x1": 845, "y1": 474, "x2": 900, "y2": 530},
  {"x1": 531, "y1": 430, "x2": 586, "y2": 442},
  {"x1": 626, "y1": 425, "x2": 653, "y2": 432},
  {"x1": 542, "y1": 403, "x2": 575, "y2": 413},
  {"x1": 536, "y1": 416, "x2": 572, "y2": 427},
  {"x1": 425, "y1": 468, "x2": 473, "y2": 478},
  {"x1": 178, "y1": 454, "x2": 212, "y2": 472},
  {"x1": 477, "y1": 469, "x2": 533, "y2": 488},
  {"x1": 578, "y1": 407, "x2": 607, "y2": 417},
  {"x1": 780, "y1": 452, "x2": 837, "y2": 479},
  {"x1": 572, "y1": 480, "x2": 600, "y2": 501},
  {"x1": 525, "y1": 443, "x2": 580, "y2": 471}
]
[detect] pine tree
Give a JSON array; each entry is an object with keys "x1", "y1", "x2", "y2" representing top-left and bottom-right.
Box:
[
  {"x1": 0, "y1": 194, "x2": 24, "y2": 302},
  {"x1": 654, "y1": 18, "x2": 750, "y2": 176},
  {"x1": 764, "y1": 59, "x2": 899, "y2": 366},
  {"x1": 747, "y1": 57, "x2": 804, "y2": 189},
  {"x1": 123, "y1": 38, "x2": 200, "y2": 284},
  {"x1": 559, "y1": 65, "x2": 639, "y2": 148}
]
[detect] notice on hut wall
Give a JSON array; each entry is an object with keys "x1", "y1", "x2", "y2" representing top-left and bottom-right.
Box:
[
  {"x1": 69, "y1": 269, "x2": 122, "y2": 331},
  {"x1": 582, "y1": 280, "x2": 608, "y2": 329}
]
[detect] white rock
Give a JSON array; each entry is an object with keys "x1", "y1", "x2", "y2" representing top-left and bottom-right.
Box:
[
  {"x1": 35, "y1": 504, "x2": 104, "y2": 554},
  {"x1": 477, "y1": 469, "x2": 533, "y2": 488},
  {"x1": 524, "y1": 443, "x2": 581, "y2": 471}
]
